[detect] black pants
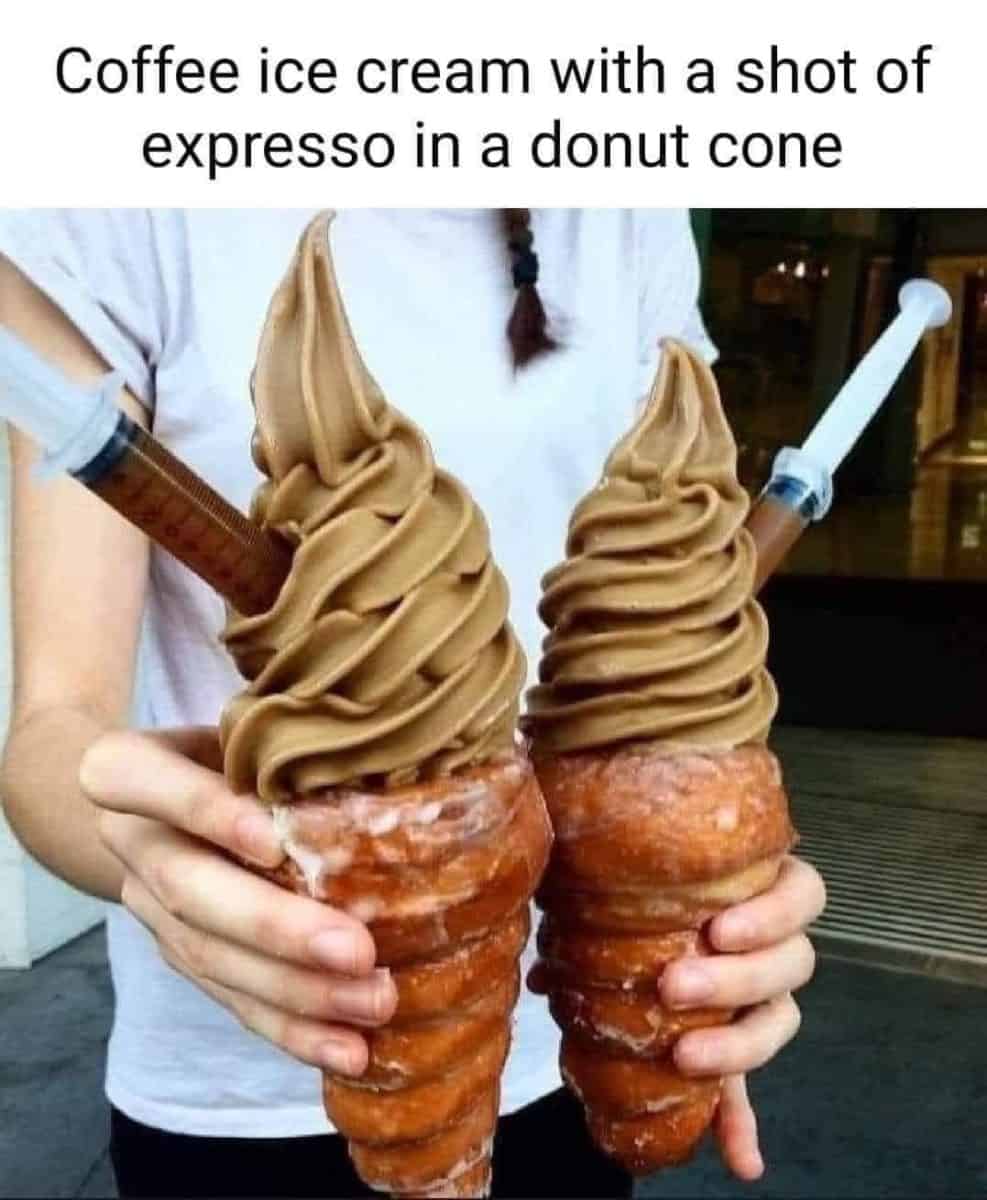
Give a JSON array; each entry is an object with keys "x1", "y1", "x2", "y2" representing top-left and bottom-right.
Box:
[{"x1": 109, "y1": 1089, "x2": 633, "y2": 1199}]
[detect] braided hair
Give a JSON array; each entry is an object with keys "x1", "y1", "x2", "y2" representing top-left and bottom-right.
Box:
[{"x1": 502, "y1": 209, "x2": 556, "y2": 369}]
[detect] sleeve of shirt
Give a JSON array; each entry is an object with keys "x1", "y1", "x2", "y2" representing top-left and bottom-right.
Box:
[
  {"x1": 635, "y1": 209, "x2": 718, "y2": 404},
  {"x1": 0, "y1": 208, "x2": 168, "y2": 411}
]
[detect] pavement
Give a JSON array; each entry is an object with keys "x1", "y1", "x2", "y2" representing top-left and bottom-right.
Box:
[{"x1": 0, "y1": 928, "x2": 114, "y2": 1199}]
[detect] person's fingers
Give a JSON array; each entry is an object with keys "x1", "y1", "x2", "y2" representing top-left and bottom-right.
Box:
[
  {"x1": 674, "y1": 993, "x2": 801, "y2": 1076},
  {"x1": 122, "y1": 873, "x2": 396, "y2": 1027},
  {"x1": 102, "y1": 812, "x2": 377, "y2": 975},
  {"x1": 81, "y1": 729, "x2": 283, "y2": 868},
  {"x1": 709, "y1": 856, "x2": 827, "y2": 953},
  {"x1": 661, "y1": 934, "x2": 816, "y2": 1010},
  {"x1": 195, "y1": 974, "x2": 370, "y2": 1077},
  {"x1": 714, "y1": 1075, "x2": 764, "y2": 1181}
]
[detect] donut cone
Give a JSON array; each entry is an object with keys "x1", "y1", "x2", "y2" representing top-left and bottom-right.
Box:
[
  {"x1": 257, "y1": 750, "x2": 552, "y2": 1198},
  {"x1": 532, "y1": 743, "x2": 795, "y2": 1174}
]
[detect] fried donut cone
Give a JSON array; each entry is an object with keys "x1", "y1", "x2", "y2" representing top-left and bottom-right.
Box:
[
  {"x1": 532, "y1": 745, "x2": 794, "y2": 1172},
  {"x1": 265, "y1": 752, "x2": 552, "y2": 1197}
]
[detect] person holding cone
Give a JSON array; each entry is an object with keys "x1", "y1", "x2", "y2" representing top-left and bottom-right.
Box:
[{"x1": 0, "y1": 208, "x2": 824, "y2": 1198}]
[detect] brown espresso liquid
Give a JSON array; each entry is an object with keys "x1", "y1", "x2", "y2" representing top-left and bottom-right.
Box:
[
  {"x1": 83, "y1": 415, "x2": 291, "y2": 616},
  {"x1": 745, "y1": 495, "x2": 809, "y2": 594}
]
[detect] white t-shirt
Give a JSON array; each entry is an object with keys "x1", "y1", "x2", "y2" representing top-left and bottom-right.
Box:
[{"x1": 0, "y1": 208, "x2": 715, "y2": 1138}]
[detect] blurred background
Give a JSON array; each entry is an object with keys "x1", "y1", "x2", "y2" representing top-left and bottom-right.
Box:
[
  {"x1": 1, "y1": 209, "x2": 985, "y2": 1198},
  {"x1": 698, "y1": 209, "x2": 987, "y2": 593}
]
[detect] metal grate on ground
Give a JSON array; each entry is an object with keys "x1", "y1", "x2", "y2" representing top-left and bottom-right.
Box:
[{"x1": 792, "y1": 794, "x2": 987, "y2": 986}]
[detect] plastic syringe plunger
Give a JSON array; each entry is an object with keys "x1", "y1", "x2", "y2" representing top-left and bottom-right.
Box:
[
  {"x1": 0, "y1": 325, "x2": 123, "y2": 477},
  {"x1": 0, "y1": 326, "x2": 291, "y2": 616},
  {"x1": 800, "y1": 279, "x2": 952, "y2": 475}
]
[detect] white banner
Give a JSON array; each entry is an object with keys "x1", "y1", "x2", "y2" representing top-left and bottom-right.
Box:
[{"x1": 0, "y1": 0, "x2": 978, "y2": 205}]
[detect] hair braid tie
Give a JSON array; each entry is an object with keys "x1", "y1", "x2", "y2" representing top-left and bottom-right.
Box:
[{"x1": 502, "y1": 209, "x2": 557, "y2": 369}]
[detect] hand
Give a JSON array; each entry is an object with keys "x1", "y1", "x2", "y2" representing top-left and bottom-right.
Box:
[
  {"x1": 660, "y1": 855, "x2": 826, "y2": 1180},
  {"x1": 81, "y1": 726, "x2": 398, "y2": 1076}
]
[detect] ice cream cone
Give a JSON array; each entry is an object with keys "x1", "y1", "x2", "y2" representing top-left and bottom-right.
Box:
[
  {"x1": 525, "y1": 340, "x2": 796, "y2": 1174},
  {"x1": 219, "y1": 213, "x2": 552, "y2": 1197}
]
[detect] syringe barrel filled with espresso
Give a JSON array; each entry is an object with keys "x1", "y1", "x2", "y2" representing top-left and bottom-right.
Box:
[{"x1": 0, "y1": 326, "x2": 292, "y2": 615}]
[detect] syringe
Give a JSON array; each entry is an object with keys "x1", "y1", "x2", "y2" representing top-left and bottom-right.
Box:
[
  {"x1": 745, "y1": 278, "x2": 953, "y2": 592},
  {"x1": 0, "y1": 327, "x2": 292, "y2": 615}
]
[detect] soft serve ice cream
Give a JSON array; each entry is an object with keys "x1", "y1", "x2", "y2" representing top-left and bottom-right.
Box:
[
  {"x1": 527, "y1": 338, "x2": 776, "y2": 753},
  {"x1": 222, "y1": 215, "x2": 523, "y2": 795},
  {"x1": 219, "y1": 213, "x2": 551, "y2": 1199}
]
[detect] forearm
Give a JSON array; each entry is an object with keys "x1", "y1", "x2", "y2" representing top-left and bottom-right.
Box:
[
  {"x1": 0, "y1": 257, "x2": 150, "y2": 905},
  {"x1": 1, "y1": 702, "x2": 124, "y2": 902}
]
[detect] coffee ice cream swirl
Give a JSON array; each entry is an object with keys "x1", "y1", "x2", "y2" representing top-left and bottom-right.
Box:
[
  {"x1": 221, "y1": 214, "x2": 525, "y2": 802},
  {"x1": 526, "y1": 340, "x2": 777, "y2": 753}
]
